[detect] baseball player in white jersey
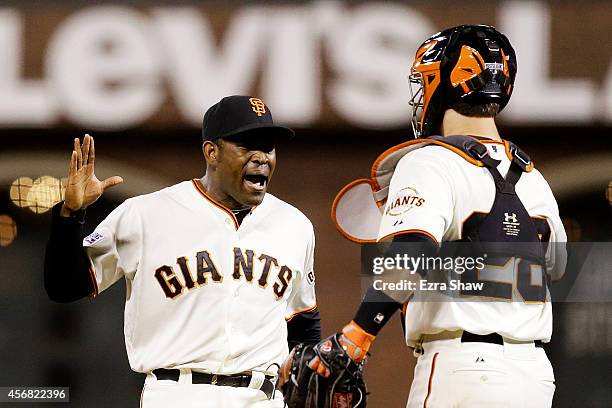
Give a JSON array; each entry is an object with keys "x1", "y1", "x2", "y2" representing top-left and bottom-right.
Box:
[
  {"x1": 45, "y1": 95, "x2": 321, "y2": 407},
  {"x1": 303, "y1": 25, "x2": 567, "y2": 408}
]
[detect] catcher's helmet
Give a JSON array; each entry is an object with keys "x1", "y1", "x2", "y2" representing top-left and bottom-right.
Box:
[{"x1": 409, "y1": 24, "x2": 517, "y2": 138}]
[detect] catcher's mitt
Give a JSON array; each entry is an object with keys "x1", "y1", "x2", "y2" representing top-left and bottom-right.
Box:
[{"x1": 282, "y1": 334, "x2": 367, "y2": 408}]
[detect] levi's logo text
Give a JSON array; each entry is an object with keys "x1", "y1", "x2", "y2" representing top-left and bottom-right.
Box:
[
  {"x1": 154, "y1": 248, "x2": 293, "y2": 300},
  {"x1": 386, "y1": 187, "x2": 425, "y2": 216},
  {"x1": 249, "y1": 97, "x2": 266, "y2": 116}
]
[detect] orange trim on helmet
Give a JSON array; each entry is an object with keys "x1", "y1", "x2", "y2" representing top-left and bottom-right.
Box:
[
  {"x1": 450, "y1": 45, "x2": 486, "y2": 94},
  {"x1": 501, "y1": 48, "x2": 510, "y2": 78},
  {"x1": 412, "y1": 40, "x2": 442, "y2": 136},
  {"x1": 420, "y1": 68, "x2": 441, "y2": 134},
  {"x1": 500, "y1": 48, "x2": 514, "y2": 97},
  {"x1": 413, "y1": 40, "x2": 439, "y2": 69},
  {"x1": 331, "y1": 178, "x2": 379, "y2": 244},
  {"x1": 412, "y1": 68, "x2": 441, "y2": 135}
]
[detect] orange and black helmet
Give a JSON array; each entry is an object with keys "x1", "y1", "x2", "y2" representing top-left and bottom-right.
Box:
[{"x1": 408, "y1": 25, "x2": 517, "y2": 138}]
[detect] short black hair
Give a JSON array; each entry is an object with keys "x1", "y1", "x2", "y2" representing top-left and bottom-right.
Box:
[{"x1": 450, "y1": 102, "x2": 500, "y2": 118}]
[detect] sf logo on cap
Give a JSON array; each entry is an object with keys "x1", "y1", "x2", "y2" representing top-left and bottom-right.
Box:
[{"x1": 249, "y1": 97, "x2": 266, "y2": 117}]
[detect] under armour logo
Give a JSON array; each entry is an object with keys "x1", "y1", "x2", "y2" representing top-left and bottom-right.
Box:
[
  {"x1": 249, "y1": 97, "x2": 266, "y2": 116},
  {"x1": 503, "y1": 212, "x2": 520, "y2": 236},
  {"x1": 504, "y1": 212, "x2": 518, "y2": 223}
]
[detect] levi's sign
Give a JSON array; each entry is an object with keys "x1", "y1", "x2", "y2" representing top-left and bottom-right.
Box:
[{"x1": 0, "y1": 2, "x2": 610, "y2": 130}]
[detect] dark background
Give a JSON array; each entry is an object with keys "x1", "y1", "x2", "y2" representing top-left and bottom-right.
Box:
[{"x1": 1, "y1": 126, "x2": 611, "y2": 407}]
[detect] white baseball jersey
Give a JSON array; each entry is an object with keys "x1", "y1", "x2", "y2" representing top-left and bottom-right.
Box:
[
  {"x1": 377, "y1": 139, "x2": 567, "y2": 346},
  {"x1": 83, "y1": 179, "x2": 316, "y2": 374}
]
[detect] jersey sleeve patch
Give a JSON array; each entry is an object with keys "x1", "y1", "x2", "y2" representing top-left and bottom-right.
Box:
[
  {"x1": 83, "y1": 231, "x2": 104, "y2": 246},
  {"x1": 385, "y1": 187, "x2": 426, "y2": 217},
  {"x1": 306, "y1": 270, "x2": 315, "y2": 285}
]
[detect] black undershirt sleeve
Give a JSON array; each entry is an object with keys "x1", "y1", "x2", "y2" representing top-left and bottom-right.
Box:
[
  {"x1": 352, "y1": 232, "x2": 438, "y2": 336},
  {"x1": 287, "y1": 308, "x2": 321, "y2": 350},
  {"x1": 44, "y1": 202, "x2": 95, "y2": 303}
]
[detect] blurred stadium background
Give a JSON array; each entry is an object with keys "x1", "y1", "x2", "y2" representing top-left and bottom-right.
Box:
[{"x1": 0, "y1": 1, "x2": 610, "y2": 407}]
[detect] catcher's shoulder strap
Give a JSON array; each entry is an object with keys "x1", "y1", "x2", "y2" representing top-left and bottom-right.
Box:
[
  {"x1": 371, "y1": 135, "x2": 534, "y2": 197},
  {"x1": 424, "y1": 134, "x2": 533, "y2": 173}
]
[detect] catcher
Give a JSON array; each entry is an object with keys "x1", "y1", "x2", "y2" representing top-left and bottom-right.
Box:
[{"x1": 281, "y1": 24, "x2": 566, "y2": 408}]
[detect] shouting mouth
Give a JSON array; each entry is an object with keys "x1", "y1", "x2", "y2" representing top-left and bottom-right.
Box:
[{"x1": 243, "y1": 174, "x2": 268, "y2": 192}]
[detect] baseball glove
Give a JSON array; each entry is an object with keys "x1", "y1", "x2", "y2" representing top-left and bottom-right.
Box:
[{"x1": 282, "y1": 334, "x2": 367, "y2": 408}]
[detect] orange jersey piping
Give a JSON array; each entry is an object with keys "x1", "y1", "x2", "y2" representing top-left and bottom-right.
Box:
[
  {"x1": 423, "y1": 352, "x2": 439, "y2": 408},
  {"x1": 286, "y1": 304, "x2": 318, "y2": 322},
  {"x1": 192, "y1": 179, "x2": 239, "y2": 230}
]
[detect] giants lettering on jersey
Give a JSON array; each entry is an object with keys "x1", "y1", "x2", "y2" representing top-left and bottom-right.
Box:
[
  {"x1": 385, "y1": 187, "x2": 425, "y2": 216},
  {"x1": 154, "y1": 247, "x2": 293, "y2": 300}
]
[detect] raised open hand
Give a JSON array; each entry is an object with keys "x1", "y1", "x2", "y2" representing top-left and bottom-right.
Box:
[{"x1": 60, "y1": 134, "x2": 123, "y2": 217}]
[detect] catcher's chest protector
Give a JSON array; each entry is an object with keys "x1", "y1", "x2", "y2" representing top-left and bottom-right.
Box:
[{"x1": 432, "y1": 136, "x2": 549, "y2": 300}]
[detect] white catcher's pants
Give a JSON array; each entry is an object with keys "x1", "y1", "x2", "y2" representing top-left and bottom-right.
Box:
[
  {"x1": 140, "y1": 370, "x2": 285, "y2": 408},
  {"x1": 407, "y1": 334, "x2": 555, "y2": 408}
]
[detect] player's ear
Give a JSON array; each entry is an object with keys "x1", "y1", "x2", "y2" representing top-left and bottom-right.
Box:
[{"x1": 202, "y1": 141, "x2": 220, "y2": 165}]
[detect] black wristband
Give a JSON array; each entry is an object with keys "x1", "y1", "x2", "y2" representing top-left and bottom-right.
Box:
[{"x1": 352, "y1": 287, "x2": 401, "y2": 336}]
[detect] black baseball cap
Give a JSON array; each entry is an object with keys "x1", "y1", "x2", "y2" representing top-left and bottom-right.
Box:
[{"x1": 202, "y1": 95, "x2": 295, "y2": 142}]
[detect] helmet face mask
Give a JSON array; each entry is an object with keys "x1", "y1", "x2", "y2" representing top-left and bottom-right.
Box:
[
  {"x1": 408, "y1": 71, "x2": 425, "y2": 138},
  {"x1": 409, "y1": 37, "x2": 444, "y2": 138},
  {"x1": 408, "y1": 24, "x2": 517, "y2": 138}
]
